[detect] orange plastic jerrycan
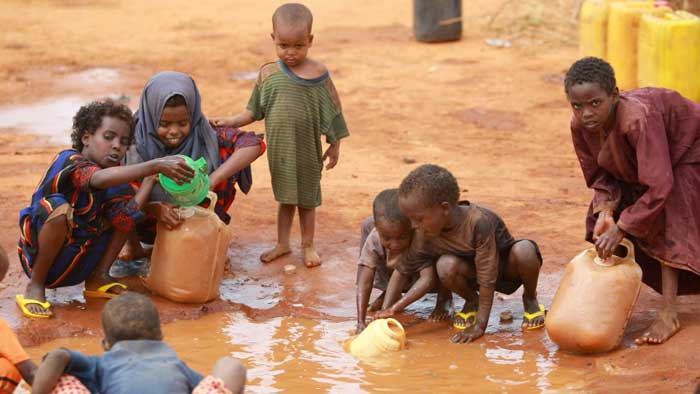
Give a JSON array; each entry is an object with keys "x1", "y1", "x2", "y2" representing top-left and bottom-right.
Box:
[
  {"x1": 349, "y1": 318, "x2": 406, "y2": 359},
  {"x1": 545, "y1": 238, "x2": 642, "y2": 353},
  {"x1": 144, "y1": 192, "x2": 232, "y2": 303}
]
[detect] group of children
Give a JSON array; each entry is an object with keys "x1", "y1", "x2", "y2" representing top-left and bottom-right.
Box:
[{"x1": 1, "y1": 0, "x2": 699, "y2": 392}]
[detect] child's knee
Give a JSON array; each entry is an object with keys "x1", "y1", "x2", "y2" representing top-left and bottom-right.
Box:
[
  {"x1": 436, "y1": 254, "x2": 466, "y2": 281},
  {"x1": 510, "y1": 241, "x2": 541, "y2": 272}
]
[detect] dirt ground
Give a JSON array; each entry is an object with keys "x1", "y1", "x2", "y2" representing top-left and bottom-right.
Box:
[{"x1": 1, "y1": 0, "x2": 699, "y2": 392}]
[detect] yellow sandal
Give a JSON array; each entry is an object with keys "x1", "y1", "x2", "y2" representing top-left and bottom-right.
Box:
[
  {"x1": 15, "y1": 294, "x2": 52, "y2": 319},
  {"x1": 452, "y1": 311, "x2": 477, "y2": 330},
  {"x1": 83, "y1": 282, "x2": 127, "y2": 299},
  {"x1": 523, "y1": 304, "x2": 546, "y2": 330}
]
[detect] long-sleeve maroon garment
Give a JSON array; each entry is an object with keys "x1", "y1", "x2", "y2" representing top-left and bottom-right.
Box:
[{"x1": 571, "y1": 87, "x2": 700, "y2": 293}]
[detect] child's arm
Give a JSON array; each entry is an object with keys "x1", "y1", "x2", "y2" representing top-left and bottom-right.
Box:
[
  {"x1": 90, "y1": 157, "x2": 195, "y2": 190},
  {"x1": 356, "y1": 265, "x2": 376, "y2": 333},
  {"x1": 16, "y1": 360, "x2": 38, "y2": 385},
  {"x1": 375, "y1": 265, "x2": 438, "y2": 318},
  {"x1": 208, "y1": 145, "x2": 261, "y2": 189},
  {"x1": 32, "y1": 349, "x2": 71, "y2": 394},
  {"x1": 210, "y1": 110, "x2": 256, "y2": 128}
]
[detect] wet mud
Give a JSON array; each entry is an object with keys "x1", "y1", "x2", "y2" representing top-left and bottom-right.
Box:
[{"x1": 1, "y1": 0, "x2": 700, "y2": 393}]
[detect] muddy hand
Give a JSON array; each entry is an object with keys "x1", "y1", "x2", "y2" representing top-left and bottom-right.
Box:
[
  {"x1": 592, "y1": 210, "x2": 615, "y2": 241},
  {"x1": 374, "y1": 307, "x2": 396, "y2": 319},
  {"x1": 451, "y1": 326, "x2": 484, "y2": 344},
  {"x1": 156, "y1": 156, "x2": 196, "y2": 184},
  {"x1": 356, "y1": 321, "x2": 367, "y2": 335},
  {"x1": 150, "y1": 202, "x2": 183, "y2": 230},
  {"x1": 595, "y1": 224, "x2": 625, "y2": 260}
]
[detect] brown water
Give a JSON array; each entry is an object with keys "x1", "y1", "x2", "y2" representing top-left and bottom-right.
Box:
[{"x1": 22, "y1": 309, "x2": 596, "y2": 393}]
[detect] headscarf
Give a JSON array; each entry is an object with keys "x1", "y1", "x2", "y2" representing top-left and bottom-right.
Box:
[{"x1": 133, "y1": 71, "x2": 221, "y2": 172}]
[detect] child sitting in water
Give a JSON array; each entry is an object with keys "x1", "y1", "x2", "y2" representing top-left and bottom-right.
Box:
[
  {"x1": 356, "y1": 189, "x2": 449, "y2": 334},
  {"x1": 31, "y1": 292, "x2": 246, "y2": 394},
  {"x1": 378, "y1": 164, "x2": 545, "y2": 344},
  {"x1": 0, "y1": 245, "x2": 38, "y2": 393},
  {"x1": 16, "y1": 99, "x2": 194, "y2": 318},
  {"x1": 212, "y1": 3, "x2": 350, "y2": 268}
]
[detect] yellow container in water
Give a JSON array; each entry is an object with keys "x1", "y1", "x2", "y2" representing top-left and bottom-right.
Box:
[
  {"x1": 638, "y1": 11, "x2": 700, "y2": 101},
  {"x1": 579, "y1": 0, "x2": 630, "y2": 58},
  {"x1": 607, "y1": 1, "x2": 671, "y2": 90},
  {"x1": 349, "y1": 318, "x2": 406, "y2": 359}
]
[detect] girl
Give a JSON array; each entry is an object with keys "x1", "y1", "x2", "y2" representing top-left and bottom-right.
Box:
[
  {"x1": 565, "y1": 57, "x2": 700, "y2": 345},
  {"x1": 17, "y1": 99, "x2": 193, "y2": 318},
  {"x1": 123, "y1": 71, "x2": 265, "y2": 256}
]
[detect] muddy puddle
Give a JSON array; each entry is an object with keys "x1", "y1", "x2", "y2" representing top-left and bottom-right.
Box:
[{"x1": 0, "y1": 67, "x2": 137, "y2": 145}]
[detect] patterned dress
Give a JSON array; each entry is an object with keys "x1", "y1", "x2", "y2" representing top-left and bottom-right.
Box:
[
  {"x1": 18, "y1": 150, "x2": 143, "y2": 288},
  {"x1": 247, "y1": 60, "x2": 350, "y2": 208}
]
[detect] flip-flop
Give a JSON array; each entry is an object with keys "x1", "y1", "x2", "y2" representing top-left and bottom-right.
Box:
[
  {"x1": 523, "y1": 304, "x2": 546, "y2": 330},
  {"x1": 83, "y1": 282, "x2": 127, "y2": 300},
  {"x1": 15, "y1": 294, "x2": 52, "y2": 319},
  {"x1": 452, "y1": 311, "x2": 477, "y2": 330}
]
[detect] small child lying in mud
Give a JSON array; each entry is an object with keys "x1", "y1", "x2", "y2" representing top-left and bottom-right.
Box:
[
  {"x1": 377, "y1": 164, "x2": 545, "y2": 343},
  {"x1": 0, "y1": 245, "x2": 38, "y2": 393},
  {"x1": 357, "y1": 189, "x2": 451, "y2": 333},
  {"x1": 32, "y1": 292, "x2": 246, "y2": 394},
  {"x1": 16, "y1": 99, "x2": 194, "y2": 318}
]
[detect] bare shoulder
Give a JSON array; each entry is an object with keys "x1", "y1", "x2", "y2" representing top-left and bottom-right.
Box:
[{"x1": 305, "y1": 58, "x2": 328, "y2": 79}]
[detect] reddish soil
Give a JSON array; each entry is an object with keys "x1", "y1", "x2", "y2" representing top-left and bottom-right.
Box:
[{"x1": 0, "y1": 0, "x2": 699, "y2": 392}]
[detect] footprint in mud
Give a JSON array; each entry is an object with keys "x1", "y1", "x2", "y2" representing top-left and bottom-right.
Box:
[{"x1": 220, "y1": 278, "x2": 282, "y2": 310}]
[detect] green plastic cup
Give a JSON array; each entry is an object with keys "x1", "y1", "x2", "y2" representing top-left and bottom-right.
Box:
[{"x1": 159, "y1": 155, "x2": 210, "y2": 206}]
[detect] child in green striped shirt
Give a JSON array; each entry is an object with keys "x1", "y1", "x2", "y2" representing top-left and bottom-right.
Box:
[{"x1": 212, "y1": 3, "x2": 349, "y2": 268}]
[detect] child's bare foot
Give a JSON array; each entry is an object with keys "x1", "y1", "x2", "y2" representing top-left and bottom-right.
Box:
[
  {"x1": 522, "y1": 296, "x2": 545, "y2": 329},
  {"x1": 22, "y1": 283, "x2": 52, "y2": 317},
  {"x1": 368, "y1": 292, "x2": 385, "y2": 312},
  {"x1": 302, "y1": 245, "x2": 321, "y2": 268},
  {"x1": 260, "y1": 244, "x2": 291, "y2": 263},
  {"x1": 635, "y1": 309, "x2": 680, "y2": 345},
  {"x1": 429, "y1": 305, "x2": 451, "y2": 321}
]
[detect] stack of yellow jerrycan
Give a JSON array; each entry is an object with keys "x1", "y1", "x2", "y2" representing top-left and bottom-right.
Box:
[
  {"x1": 638, "y1": 10, "x2": 700, "y2": 101},
  {"x1": 607, "y1": 1, "x2": 671, "y2": 90},
  {"x1": 579, "y1": 0, "x2": 629, "y2": 58}
]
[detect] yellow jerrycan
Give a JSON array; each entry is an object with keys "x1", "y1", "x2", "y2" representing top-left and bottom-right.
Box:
[
  {"x1": 350, "y1": 318, "x2": 406, "y2": 359},
  {"x1": 638, "y1": 11, "x2": 700, "y2": 101},
  {"x1": 607, "y1": 1, "x2": 670, "y2": 90},
  {"x1": 579, "y1": 0, "x2": 629, "y2": 58},
  {"x1": 545, "y1": 239, "x2": 642, "y2": 353},
  {"x1": 144, "y1": 192, "x2": 232, "y2": 303}
]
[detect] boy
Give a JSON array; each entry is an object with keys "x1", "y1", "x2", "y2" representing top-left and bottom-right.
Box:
[
  {"x1": 31, "y1": 292, "x2": 246, "y2": 394},
  {"x1": 0, "y1": 245, "x2": 38, "y2": 394},
  {"x1": 17, "y1": 99, "x2": 194, "y2": 318},
  {"x1": 356, "y1": 189, "x2": 449, "y2": 333},
  {"x1": 212, "y1": 3, "x2": 350, "y2": 268},
  {"x1": 380, "y1": 164, "x2": 545, "y2": 344}
]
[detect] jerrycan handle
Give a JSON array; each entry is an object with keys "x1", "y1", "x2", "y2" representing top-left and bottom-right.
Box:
[
  {"x1": 594, "y1": 238, "x2": 635, "y2": 267},
  {"x1": 205, "y1": 191, "x2": 218, "y2": 211}
]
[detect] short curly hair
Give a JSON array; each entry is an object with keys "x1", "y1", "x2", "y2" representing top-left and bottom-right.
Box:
[
  {"x1": 373, "y1": 188, "x2": 410, "y2": 226},
  {"x1": 71, "y1": 99, "x2": 135, "y2": 151},
  {"x1": 564, "y1": 57, "x2": 617, "y2": 95},
  {"x1": 102, "y1": 292, "x2": 162, "y2": 345},
  {"x1": 399, "y1": 164, "x2": 460, "y2": 207}
]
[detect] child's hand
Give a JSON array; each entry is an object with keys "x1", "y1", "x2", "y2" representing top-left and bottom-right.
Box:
[
  {"x1": 374, "y1": 306, "x2": 396, "y2": 319},
  {"x1": 155, "y1": 156, "x2": 195, "y2": 184},
  {"x1": 356, "y1": 321, "x2": 367, "y2": 334},
  {"x1": 145, "y1": 202, "x2": 183, "y2": 230},
  {"x1": 323, "y1": 142, "x2": 340, "y2": 170},
  {"x1": 592, "y1": 210, "x2": 615, "y2": 240},
  {"x1": 209, "y1": 117, "x2": 235, "y2": 127},
  {"x1": 451, "y1": 325, "x2": 485, "y2": 344},
  {"x1": 595, "y1": 224, "x2": 625, "y2": 260}
]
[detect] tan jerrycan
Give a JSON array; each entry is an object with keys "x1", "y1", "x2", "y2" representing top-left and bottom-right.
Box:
[
  {"x1": 144, "y1": 192, "x2": 232, "y2": 303},
  {"x1": 545, "y1": 238, "x2": 642, "y2": 353}
]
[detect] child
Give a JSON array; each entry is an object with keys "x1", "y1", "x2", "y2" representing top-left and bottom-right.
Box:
[
  {"x1": 17, "y1": 99, "x2": 194, "y2": 318},
  {"x1": 565, "y1": 57, "x2": 700, "y2": 345},
  {"x1": 356, "y1": 189, "x2": 449, "y2": 333},
  {"x1": 212, "y1": 3, "x2": 350, "y2": 268},
  {"x1": 1, "y1": 245, "x2": 38, "y2": 393},
  {"x1": 381, "y1": 164, "x2": 545, "y2": 344},
  {"x1": 31, "y1": 292, "x2": 246, "y2": 394}
]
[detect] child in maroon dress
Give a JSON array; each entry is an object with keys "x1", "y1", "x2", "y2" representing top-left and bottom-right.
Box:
[{"x1": 565, "y1": 57, "x2": 700, "y2": 345}]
